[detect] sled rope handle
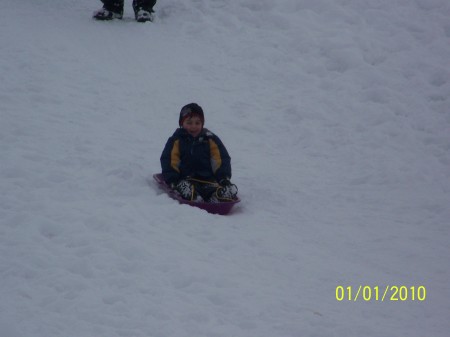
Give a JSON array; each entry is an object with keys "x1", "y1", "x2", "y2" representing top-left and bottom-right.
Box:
[{"x1": 187, "y1": 177, "x2": 220, "y2": 187}]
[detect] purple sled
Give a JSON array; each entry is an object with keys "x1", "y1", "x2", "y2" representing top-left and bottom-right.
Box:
[{"x1": 153, "y1": 174, "x2": 240, "y2": 215}]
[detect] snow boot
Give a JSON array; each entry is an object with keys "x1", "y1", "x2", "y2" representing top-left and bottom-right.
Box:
[
  {"x1": 133, "y1": 0, "x2": 155, "y2": 22},
  {"x1": 215, "y1": 183, "x2": 238, "y2": 201},
  {"x1": 93, "y1": 1, "x2": 123, "y2": 20},
  {"x1": 175, "y1": 180, "x2": 195, "y2": 201}
]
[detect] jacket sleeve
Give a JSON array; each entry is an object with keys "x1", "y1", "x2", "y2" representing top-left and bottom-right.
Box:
[
  {"x1": 208, "y1": 134, "x2": 232, "y2": 181},
  {"x1": 160, "y1": 136, "x2": 181, "y2": 184}
]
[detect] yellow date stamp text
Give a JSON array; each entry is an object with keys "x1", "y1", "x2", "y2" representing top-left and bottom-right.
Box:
[{"x1": 335, "y1": 285, "x2": 426, "y2": 302}]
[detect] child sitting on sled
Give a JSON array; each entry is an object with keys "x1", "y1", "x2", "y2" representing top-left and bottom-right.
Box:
[{"x1": 160, "y1": 103, "x2": 238, "y2": 202}]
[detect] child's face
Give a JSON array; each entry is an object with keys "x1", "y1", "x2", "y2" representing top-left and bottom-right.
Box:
[{"x1": 182, "y1": 115, "x2": 203, "y2": 137}]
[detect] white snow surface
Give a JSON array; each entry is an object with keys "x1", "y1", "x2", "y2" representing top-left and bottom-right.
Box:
[{"x1": 1, "y1": 0, "x2": 450, "y2": 336}]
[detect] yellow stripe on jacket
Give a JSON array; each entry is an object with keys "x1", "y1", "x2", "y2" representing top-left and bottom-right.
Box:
[
  {"x1": 209, "y1": 139, "x2": 222, "y2": 174},
  {"x1": 170, "y1": 139, "x2": 181, "y2": 173}
]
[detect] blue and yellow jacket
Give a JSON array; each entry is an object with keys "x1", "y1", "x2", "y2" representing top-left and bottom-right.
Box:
[{"x1": 160, "y1": 128, "x2": 232, "y2": 184}]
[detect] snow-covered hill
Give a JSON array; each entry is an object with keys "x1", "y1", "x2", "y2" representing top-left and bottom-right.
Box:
[{"x1": 1, "y1": 0, "x2": 449, "y2": 336}]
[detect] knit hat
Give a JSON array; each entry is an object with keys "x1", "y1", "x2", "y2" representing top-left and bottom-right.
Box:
[{"x1": 179, "y1": 103, "x2": 204, "y2": 127}]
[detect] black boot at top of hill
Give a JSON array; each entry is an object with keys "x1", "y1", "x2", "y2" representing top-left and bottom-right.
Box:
[{"x1": 93, "y1": 0, "x2": 156, "y2": 22}]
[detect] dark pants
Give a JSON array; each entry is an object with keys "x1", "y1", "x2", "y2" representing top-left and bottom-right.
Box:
[
  {"x1": 188, "y1": 178, "x2": 220, "y2": 202},
  {"x1": 102, "y1": 0, "x2": 157, "y2": 11}
]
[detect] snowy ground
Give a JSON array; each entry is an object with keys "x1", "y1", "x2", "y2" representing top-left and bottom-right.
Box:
[{"x1": 1, "y1": 0, "x2": 450, "y2": 336}]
